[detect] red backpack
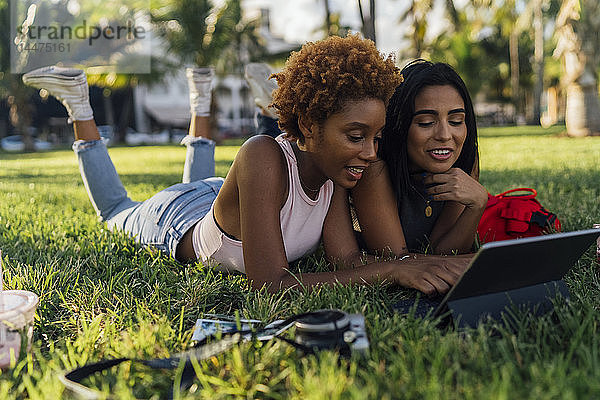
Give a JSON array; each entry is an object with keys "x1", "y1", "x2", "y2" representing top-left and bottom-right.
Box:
[{"x1": 477, "y1": 188, "x2": 561, "y2": 244}]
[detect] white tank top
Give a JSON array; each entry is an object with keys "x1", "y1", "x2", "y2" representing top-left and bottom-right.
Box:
[{"x1": 192, "y1": 135, "x2": 335, "y2": 273}]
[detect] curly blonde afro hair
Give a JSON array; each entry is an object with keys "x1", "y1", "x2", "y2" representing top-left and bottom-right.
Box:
[{"x1": 271, "y1": 34, "x2": 402, "y2": 142}]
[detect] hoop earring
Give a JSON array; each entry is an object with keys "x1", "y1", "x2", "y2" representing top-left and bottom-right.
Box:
[{"x1": 297, "y1": 140, "x2": 307, "y2": 151}]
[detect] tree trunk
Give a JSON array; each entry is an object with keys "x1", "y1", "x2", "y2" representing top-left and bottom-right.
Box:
[
  {"x1": 565, "y1": 73, "x2": 600, "y2": 137},
  {"x1": 532, "y1": 0, "x2": 544, "y2": 125},
  {"x1": 358, "y1": 0, "x2": 376, "y2": 43},
  {"x1": 103, "y1": 93, "x2": 119, "y2": 142},
  {"x1": 323, "y1": 0, "x2": 332, "y2": 36},
  {"x1": 554, "y1": 0, "x2": 600, "y2": 137},
  {"x1": 509, "y1": 31, "x2": 521, "y2": 123},
  {"x1": 445, "y1": 0, "x2": 459, "y2": 26}
]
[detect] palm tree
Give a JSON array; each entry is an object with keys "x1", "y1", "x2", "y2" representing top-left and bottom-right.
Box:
[
  {"x1": 152, "y1": 0, "x2": 264, "y2": 76},
  {"x1": 484, "y1": 0, "x2": 526, "y2": 121},
  {"x1": 358, "y1": 0, "x2": 376, "y2": 43},
  {"x1": 532, "y1": 0, "x2": 544, "y2": 124},
  {"x1": 150, "y1": 0, "x2": 266, "y2": 139},
  {"x1": 461, "y1": 0, "x2": 542, "y2": 123},
  {"x1": 398, "y1": 0, "x2": 459, "y2": 60},
  {"x1": 316, "y1": 0, "x2": 353, "y2": 38},
  {"x1": 323, "y1": 0, "x2": 332, "y2": 36},
  {"x1": 554, "y1": 0, "x2": 600, "y2": 136},
  {"x1": 398, "y1": 0, "x2": 432, "y2": 59}
]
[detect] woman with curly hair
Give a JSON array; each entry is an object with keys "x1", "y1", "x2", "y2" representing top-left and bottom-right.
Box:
[
  {"x1": 352, "y1": 60, "x2": 488, "y2": 257},
  {"x1": 23, "y1": 35, "x2": 469, "y2": 293}
]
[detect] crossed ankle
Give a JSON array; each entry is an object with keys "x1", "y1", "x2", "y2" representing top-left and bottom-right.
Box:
[
  {"x1": 72, "y1": 138, "x2": 103, "y2": 151},
  {"x1": 186, "y1": 67, "x2": 213, "y2": 115},
  {"x1": 180, "y1": 135, "x2": 215, "y2": 146}
]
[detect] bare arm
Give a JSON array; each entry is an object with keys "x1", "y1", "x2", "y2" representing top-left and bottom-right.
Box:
[
  {"x1": 351, "y1": 154, "x2": 486, "y2": 255},
  {"x1": 232, "y1": 138, "x2": 393, "y2": 291},
  {"x1": 236, "y1": 155, "x2": 399, "y2": 291},
  {"x1": 351, "y1": 160, "x2": 409, "y2": 256},
  {"x1": 234, "y1": 137, "x2": 290, "y2": 289},
  {"x1": 322, "y1": 184, "x2": 471, "y2": 295},
  {"x1": 233, "y1": 138, "x2": 470, "y2": 294},
  {"x1": 426, "y1": 154, "x2": 488, "y2": 254}
]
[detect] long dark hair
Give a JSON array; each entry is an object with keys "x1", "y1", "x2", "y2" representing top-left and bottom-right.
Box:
[{"x1": 380, "y1": 60, "x2": 478, "y2": 204}]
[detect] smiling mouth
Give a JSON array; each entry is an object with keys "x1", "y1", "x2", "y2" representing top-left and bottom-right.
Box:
[
  {"x1": 347, "y1": 166, "x2": 365, "y2": 174},
  {"x1": 345, "y1": 166, "x2": 366, "y2": 180},
  {"x1": 427, "y1": 148, "x2": 453, "y2": 160}
]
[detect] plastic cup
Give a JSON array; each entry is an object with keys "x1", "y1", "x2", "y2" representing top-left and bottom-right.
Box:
[{"x1": 0, "y1": 290, "x2": 39, "y2": 369}]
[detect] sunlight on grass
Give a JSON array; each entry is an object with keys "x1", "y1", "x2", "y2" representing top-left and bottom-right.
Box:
[{"x1": 1, "y1": 126, "x2": 600, "y2": 398}]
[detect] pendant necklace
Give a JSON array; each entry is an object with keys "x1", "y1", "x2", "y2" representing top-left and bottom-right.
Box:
[
  {"x1": 297, "y1": 169, "x2": 321, "y2": 195},
  {"x1": 424, "y1": 202, "x2": 433, "y2": 217},
  {"x1": 410, "y1": 184, "x2": 433, "y2": 217}
]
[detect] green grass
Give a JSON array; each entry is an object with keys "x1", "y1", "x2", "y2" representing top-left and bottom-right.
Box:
[{"x1": 0, "y1": 125, "x2": 599, "y2": 399}]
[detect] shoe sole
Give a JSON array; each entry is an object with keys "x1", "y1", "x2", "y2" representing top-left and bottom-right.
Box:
[
  {"x1": 23, "y1": 74, "x2": 86, "y2": 88},
  {"x1": 23, "y1": 66, "x2": 85, "y2": 87},
  {"x1": 24, "y1": 66, "x2": 83, "y2": 77}
]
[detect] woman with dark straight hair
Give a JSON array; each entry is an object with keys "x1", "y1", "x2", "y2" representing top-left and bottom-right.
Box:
[{"x1": 353, "y1": 60, "x2": 488, "y2": 257}]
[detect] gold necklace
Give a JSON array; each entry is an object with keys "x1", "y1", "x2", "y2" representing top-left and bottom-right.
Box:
[
  {"x1": 294, "y1": 142, "x2": 321, "y2": 194},
  {"x1": 298, "y1": 170, "x2": 321, "y2": 194},
  {"x1": 410, "y1": 183, "x2": 433, "y2": 217},
  {"x1": 424, "y1": 202, "x2": 433, "y2": 217}
]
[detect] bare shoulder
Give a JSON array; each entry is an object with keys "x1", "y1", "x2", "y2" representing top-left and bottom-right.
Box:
[
  {"x1": 215, "y1": 137, "x2": 289, "y2": 238},
  {"x1": 233, "y1": 135, "x2": 289, "y2": 200},
  {"x1": 236, "y1": 135, "x2": 285, "y2": 166}
]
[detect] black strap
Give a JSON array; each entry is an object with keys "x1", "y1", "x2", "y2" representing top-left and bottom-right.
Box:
[
  {"x1": 64, "y1": 357, "x2": 131, "y2": 383},
  {"x1": 530, "y1": 209, "x2": 556, "y2": 227},
  {"x1": 61, "y1": 311, "x2": 339, "y2": 398},
  {"x1": 61, "y1": 334, "x2": 243, "y2": 399}
]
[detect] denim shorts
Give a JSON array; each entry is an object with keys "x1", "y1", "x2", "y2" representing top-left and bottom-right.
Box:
[
  {"x1": 116, "y1": 178, "x2": 224, "y2": 257},
  {"x1": 74, "y1": 116, "x2": 279, "y2": 260},
  {"x1": 73, "y1": 138, "x2": 221, "y2": 259}
]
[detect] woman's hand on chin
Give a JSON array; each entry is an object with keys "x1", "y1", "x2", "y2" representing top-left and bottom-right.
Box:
[{"x1": 423, "y1": 168, "x2": 488, "y2": 210}]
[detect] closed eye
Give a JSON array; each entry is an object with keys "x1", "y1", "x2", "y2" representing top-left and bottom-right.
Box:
[{"x1": 449, "y1": 119, "x2": 464, "y2": 126}]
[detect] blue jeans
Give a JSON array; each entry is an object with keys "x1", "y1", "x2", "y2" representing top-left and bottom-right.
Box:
[{"x1": 73, "y1": 137, "x2": 223, "y2": 259}]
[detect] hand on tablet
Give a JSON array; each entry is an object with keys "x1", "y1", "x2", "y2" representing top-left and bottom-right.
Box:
[{"x1": 390, "y1": 254, "x2": 472, "y2": 295}]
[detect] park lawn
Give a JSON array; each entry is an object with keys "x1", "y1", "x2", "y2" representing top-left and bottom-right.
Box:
[{"x1": 0, "y1": 125, "x2": 599, "y2": 399}]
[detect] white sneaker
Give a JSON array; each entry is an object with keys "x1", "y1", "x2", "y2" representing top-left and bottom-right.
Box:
[
  {"x1": 186, "y1": 67, "x2": 213, "y2": 117},
  {"x1": 22, "y1": 66, "x2": 93, "y2": 122},
  {"x1": 244, "y1": 63, "x2": 278, "y2": 119}
]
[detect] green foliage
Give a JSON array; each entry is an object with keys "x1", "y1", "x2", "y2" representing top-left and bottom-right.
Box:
[
  {"x1": 397, "y1": 0, "x2": 434, "y2": 59},
  {"x1": 151, "y1": 0, "x2": 265, "y2": 75},
  {"x1": 427, "y1": 1, "x2": 560, "y2": 106},
  {"x1": 0, "y1": 127, "x2": 599, "y2": 398}
]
